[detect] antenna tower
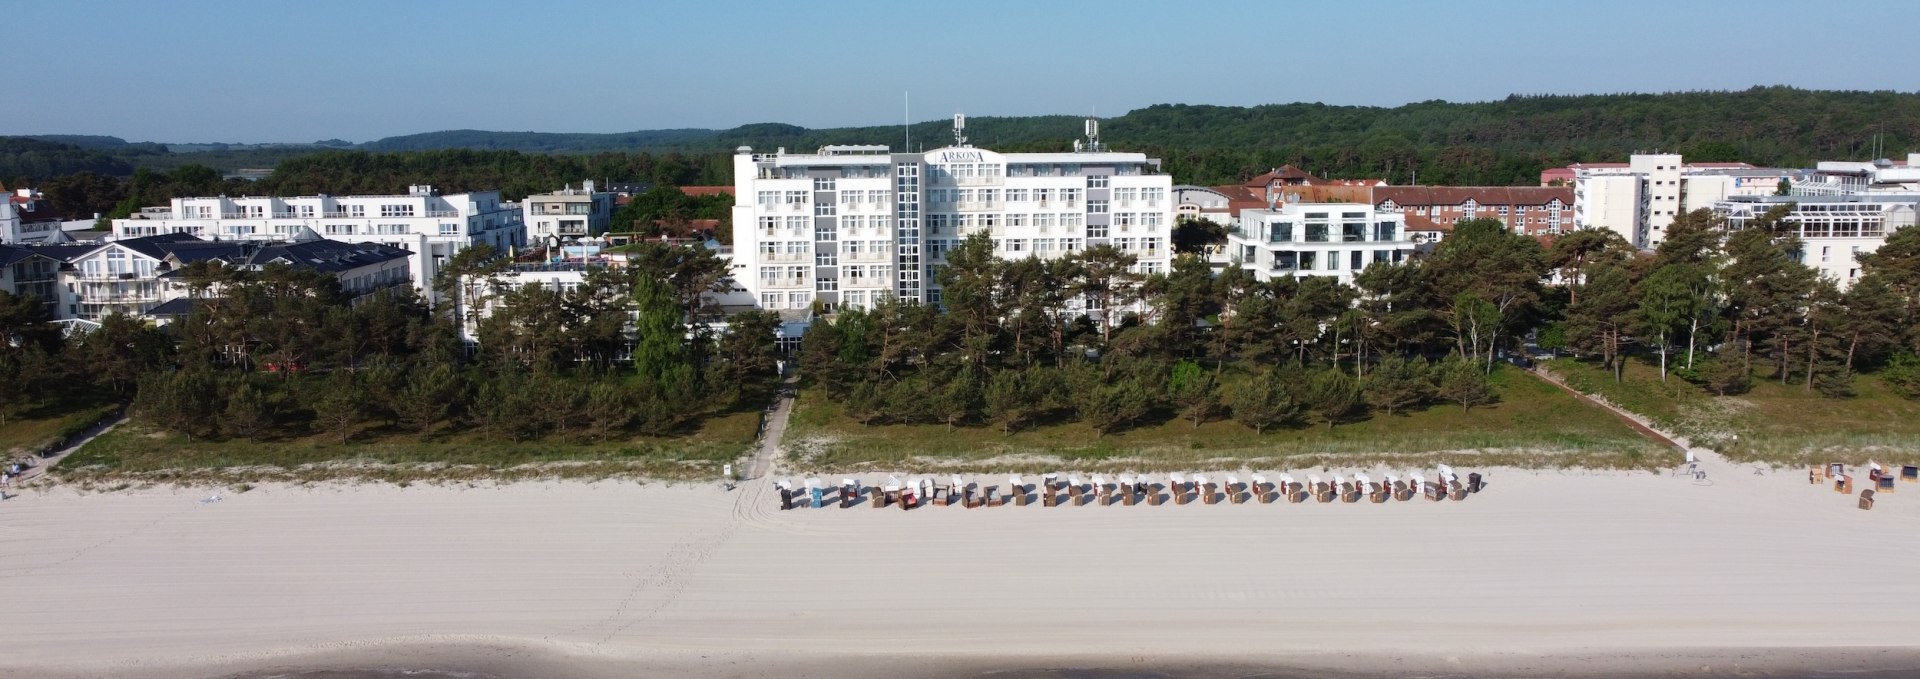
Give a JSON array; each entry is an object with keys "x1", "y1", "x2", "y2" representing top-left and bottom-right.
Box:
[{"x1": 953, "y1": 113, "x2": 968, "y2": 147}]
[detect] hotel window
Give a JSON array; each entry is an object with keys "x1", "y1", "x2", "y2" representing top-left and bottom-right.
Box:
[
  {"x1": 1062, "y1": 238, "x2": 1083, "y2": 252},
  {"x1": 1497, "y1": 205, "x2": 1510, "y2": 216},
  {"x1": 1088, "y1": 175, "x2": 1109, "y2": 188},
  {"x1": 1144, "y1": 213, "x2": 1163, "y2": 230},
  {"x1": 1114, "y1": 188, "x2": 1138, "y2": 203},
  {"x1": 1088, "y1": 200, "x2": 1109, "y2": 214},
  {"x1": 1006, "y1": 239, "x2": 1027, "y2": 253},
  {"x1": 758, "y1": 191, "x2": 779, "y2": 207},
  {"x1": 1033, "y1": 213, "x2": 1054, "y2": 232},
  {"x1": 439, "y1": 223, "x2": 458, "y2": 235},
  {"x1": 1087, "y1": 224, "x2": 1108, "y2": 238},
  {"x1": 1034, "y1": 188, "x2": 1054, "y2": 205},
  {"x1": 1061, "y1": 189, "x2": 1082, "y2": 205},
  {"x1": 1035, "y1": 238, "x2": 1056, "y2": 253},
  {"x1": 380, "y1": 204, "x2": 415, "y2": 217},
  {"x1": 978, "y1": 189, "x2": 1000, "y2": 203},
  {"x1": 760, "y1": 293, "x2": 782, "y2": 309},
  {"x1": 816, "y1": 250, "x2": 837, "y2": 266},
  {"x1": 816, "y1": 277, "x2": 837, "y2": 291},
  {"x1": 784, "y1": 190, "x2": 806, "y2": 205},
  {"x1": 816, "y1": 222, "x2": 837, "y2": 241},
  {"x1": 814, "y1": 202, "x2": 835, "y2": 217},
  {"x1": 1006, "y1": 189, "x2": 1029, "y2": 202},
  {"x1": 325, "y1": 224, "x2": 354, "y2": 236},
  {"x1": 759, "y1": 242, "x2": 779, "y2": 257},
  {"x1": 840, "y1": 191, "x2": 860, "y2": 206},
  {"x1": 814, "y1": 177, "x2": 836, "y2": 191},
  {"x1": 1007, "y1": 214, "x2": 1026, "y2": 228},
  {"x1": 1061, "y1": 213, "x2": 1083, "y2": 229}
]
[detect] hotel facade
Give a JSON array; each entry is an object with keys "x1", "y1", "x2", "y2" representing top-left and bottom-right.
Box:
[
  {"x1": 110, "y1": 185, "x2": 524, "y2": 302},
  {"x1": 730, "y1": 138, "x2": 1174, "y2": 315}
]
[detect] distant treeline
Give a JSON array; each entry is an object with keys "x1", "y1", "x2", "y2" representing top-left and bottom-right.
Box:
[{"x1": 10, "y1": 86, "x2": 1920, "y2": 201}]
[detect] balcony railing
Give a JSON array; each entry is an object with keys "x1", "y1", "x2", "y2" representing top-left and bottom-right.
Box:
[
  {"x1": 954, "y1": 201, "x2": 1003, "y2": 212},
  {"x1": 948, "y1": 175, "x2": 1004, "y2": 187}
]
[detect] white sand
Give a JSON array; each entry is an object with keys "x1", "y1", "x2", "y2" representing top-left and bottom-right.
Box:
[{"x1": 4, "y1": 458, "x2": 1920, "y2": 678}]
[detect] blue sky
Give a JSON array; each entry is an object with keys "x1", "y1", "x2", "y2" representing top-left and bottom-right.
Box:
[{"x1": 10, "y1": 0, "x2": 1920, "y2": 143}]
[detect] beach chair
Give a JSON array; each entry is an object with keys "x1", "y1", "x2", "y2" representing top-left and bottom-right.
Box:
[
  {"x1": 1192, "y1": 475, "x2": 1212, "y2": 505},
  {"x1": 1827, "y1": 462, "x2": 1845, "y2": 480},
  {"x1": 1859, "y1": 488, "x2": 1875, "y2": 511},
  {"x1": 1225, "y1": 475, "x2": 1244, "y2": 504},
  {"x1": 1116, "y1": 474, "x2": 1134, "y2": 506},
  {"x1": 1309, "y1": 475, "x2": 1333, "y2": 503},
  {"x1": 1903, "y1": 465, "x2": 1920, "y2": 483},
  {"x1": 1808, "y1": 466, "x2": 1824, "y2": 485},
  {"x1": 1876, "y1": 474, "x2": 1896, "y2": 492},
  {"x1": 1011, "y1": 476, "x2": 1028, "y2": 506},
  {"x1": 1368, "y1": 482, "x2": 1388, "y2": 503},
  {"x1": 1424, "y1": 481, "x2": 1444, "y2": 501},
  {"x1": 986, "y1": 486, "x2": 1003, "y2": 507},
  {"x1": 871, "y1": 487, "x2": 886, "y2": 508},
  {"x1": 1251, "y1": 474, "x2": 1273, "y2": 503},
  {"x1": 1835, "y1": 474, "x2": 1853, "y2": 495},
  {"x1": 1448, "y1": 483, "x2": 1469, "y2": 501}
]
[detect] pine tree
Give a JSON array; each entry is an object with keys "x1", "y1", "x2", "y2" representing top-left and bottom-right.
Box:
[
  {"x1": 1302, "y1": 368, "x2": 1359, "y2": 428},
  {"x1": 1167, "y1": 360, "x2": 1219, "y2": 428},
  {"x1": 1436, "y1": 358, "x2": 1497, "y2": 412},
  {"x1": 1362, "y1": 356, "x2": 1432, "y2": 416}
]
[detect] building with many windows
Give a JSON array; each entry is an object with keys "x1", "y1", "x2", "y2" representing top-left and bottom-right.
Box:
[
  {"x1": 1372, "y1": 186, "x2": 1573, "y2": 240},
  {"x1": 1570, "y1": 154, "x2": 1800, "y2": 249},
  {"x1": 110, "y1": 185, "x2": 523, "y2": 302},
  {"x1": 1225, "y1": 203, "x2": 1413, "y2": 285},
  {"x1": 3, "y1": 188, "x2": 77, "y2": 245},
  {"x1": 522, "y1": 181, "x2": 614, "y2": 243},
  {"x1": 1715, "y1": 193, "x2": 1920, "y2": 287},
  {"x1": 730, "y1": 125, "x2": 1173, "y2": 316},
  {"x1": 51, "y1": 233, "x2": 412, "y2": 321},
  {"x1": 0, "y1": 243, "x2": 63, "y2": 315}
]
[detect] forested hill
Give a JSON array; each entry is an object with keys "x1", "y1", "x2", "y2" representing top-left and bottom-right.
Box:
[
  {"x1": 346, "y1": 87, "x2": 1920, "y2": 184},
  {"x1": 7, "y1": 87, "x2": 1919, "y2": 187}
]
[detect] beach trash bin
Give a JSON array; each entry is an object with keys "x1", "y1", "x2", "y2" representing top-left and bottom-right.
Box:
[
  {"x1": 779, "y1": 487, "x2": 794, "y2": 510},
  {"x1": 1467, "y1": 473, "x2": 1483, "y2": 493}
]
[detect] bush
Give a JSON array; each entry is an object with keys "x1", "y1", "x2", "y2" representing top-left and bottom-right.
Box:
[{"x1": 1698, "y1": 356, "x2": 1752, "y2": 396}]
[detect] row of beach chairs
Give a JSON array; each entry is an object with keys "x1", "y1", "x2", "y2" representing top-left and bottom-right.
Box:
[
  {"x1": 776, "y1": 467, "x2": 1484, "y2": 510},
  {"x1": 1808, "y1": 462, "x2": 1916, "y2": 511}
]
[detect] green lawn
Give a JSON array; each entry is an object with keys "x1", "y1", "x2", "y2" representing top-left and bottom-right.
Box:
[
  {"x1": 0, "y1": 396, "x2": 120, "y2": 458},
  {"x1": 784, "y1": 367, "x2": 1672, "y2": 474},
  {"x1": 1549, "y1": 357, "x2": 1920, "y2": 466},
  {"x1": 54, "y1": 410, "x2": 761, "y2": 485}
]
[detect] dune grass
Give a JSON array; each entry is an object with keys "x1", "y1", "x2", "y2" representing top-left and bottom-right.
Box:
[
  {"x1": 0, "y1": 395, "x2": 120, "y2": 458},
  {"x1": 54, "y1": 410, "x2": 761, "y2": 485},
  {"x1": 784, "y1": 366, "x2": 1672, "y2": 474},
  {"x1": 1549, "y1": 357, "x2": 1920, "y2": 467}
]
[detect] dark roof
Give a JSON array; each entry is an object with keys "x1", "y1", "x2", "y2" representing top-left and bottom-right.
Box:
[
  {"x1": 8, "y1": 196, "x2": 68, "y2": 223},
  {"x1": 0, "y1": 244, "x2": 37, "y2": 267},
  {"x1": 161, "y1": 239, "x2": 411, "y2": 274},
  {"x1": 111, "y1": 232, "x2": 203, "y2": 260},
  {"x1": 21, "y1": 243, "x2": 102, "y2": 263},
  {"x1": 144, "y1": 298, "x2": 207, "y2": 317}
]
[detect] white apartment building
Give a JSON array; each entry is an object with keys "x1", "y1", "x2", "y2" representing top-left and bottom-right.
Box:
[
  {"x1": 1573, "y1": 154, "x2": 1799, "y2": 249},
  {"x1": 1225, "y1": 203, "x2": 1413, "y2": 285},
  {"x1": 110, "y1": 185, "x2": 523, "y2": 302},
  {"x1": 3, "y1": 188, "x2": 77, "y2": 245},
  {"x1": 523, "y1": 181, "x2": 614, "y2": 244},
  {"x1": 1799, "y1": 154, "x2": 1920, "y2": 196},
  {"x1": 730, "y1": 126, "x2": 1173, "y2": 316},
  {"x1": 1716, "y1": 194, "x2": 1920, "y2": 286},
  {"x1": 50, "y1": 233, "x2": 412, "y2": 321}
]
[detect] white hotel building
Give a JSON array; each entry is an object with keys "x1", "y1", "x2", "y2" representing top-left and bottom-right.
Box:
[
  {"x1": 1716, "y1": 193, "x2": 1920, "y2": 287},
  {"x1": 730, "y1": 138, "x2": 1173, "y2": 314},
  {"x1": 1226, "y1": 203, "x2": 1413, "y2": 285},
  {"x1": 111, "y1": 185, "x2": 524, "y2": 302}
]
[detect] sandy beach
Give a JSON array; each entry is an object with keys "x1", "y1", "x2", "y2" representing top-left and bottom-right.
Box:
[{"x1": 4, "y1": 455, "x2": 1920, "y2": 679}]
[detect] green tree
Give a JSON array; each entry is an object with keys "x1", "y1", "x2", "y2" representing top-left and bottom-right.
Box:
[
  {"x1": 1167, "y1": 360, "x2": 1219, "y2": 428},
  {"x1": 220, "y1": 379, "x2": 274, "y2": 442},
  {"x1": 1301, "y1": 368, "x2": 1359, "y2": 428},
  {"x1": 1362, "y1": 356, "x2": 1432, "y2": 416},
  {"x1": 311, "y1": 371, "x2": 371, "y2": 444},
  {"x1": 1228, "y1": 370, "x2": 1298, "y2": 434},
  {"x1": 133, "y1": 368, "x2": 219, "y2": 440},
  {"x1": 1636, "y1": 264, "x2": 1705, "y2": 382},
  {"x1": 1436, "y1": 358, "x2": 1497, "y2": 412}
]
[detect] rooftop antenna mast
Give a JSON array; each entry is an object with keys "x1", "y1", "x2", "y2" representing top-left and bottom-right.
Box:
[
  {"x1": 953, "y1": 113, "x2": 968, "y2": 147},
  {"x1": 1084, "y1": 117, "x2": 1100, "y2": 152},
  {"x1": 904, "y1": 91, "x2": 910, "y2": 152}
]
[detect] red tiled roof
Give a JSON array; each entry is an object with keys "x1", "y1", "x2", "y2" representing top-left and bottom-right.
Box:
[
  {"x1": 1402, "y1": 214, "x2": 1453, "y2": 232},
  {"x1": 1241, "y1": 165, "x2": 1325, "y2": 187}
]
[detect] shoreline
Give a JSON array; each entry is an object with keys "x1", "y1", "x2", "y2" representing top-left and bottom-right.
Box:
[
  {"x1": 4, "y1": 459, "x2": 1919, "y2": 679},
  {"x1": 47, "y1": 642, "x2": 1920, "y2": 679}
]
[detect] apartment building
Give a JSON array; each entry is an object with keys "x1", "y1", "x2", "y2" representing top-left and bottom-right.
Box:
[
  {"x1": 1716, "y1": 194, "x2": 1920, "y2": 286},
  {"x1": 1568, "y1": 154, "x2": 1799, "y2": 249},
  {"x1": 730, "y1": 122, "x2": 1173, "y2": 315},
  {"x1": 523, "y1": 181, "x2": 614, "y2": 243},
  {"x1": 1373, "y1": 186, "x2": 1573, "y2": 240},
  {"x1": 111, "y1": 185, "x2": 523, "y2": 301},
  {"x1": 3, "y1": 188, "x2": 76, "y2": 245},
  {"x1": 1225, "y1": 203, "x2": 1413, "y2": 285},
  {"x1": 1799, "y1": 154, "x2": 1920, "y2": 196},
  {"x1": 46, "y1": 233, "x2": 411, "y2": 321},
  {"x1": 0, "y1": 243, "x2": 63, "y2": 316}
]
